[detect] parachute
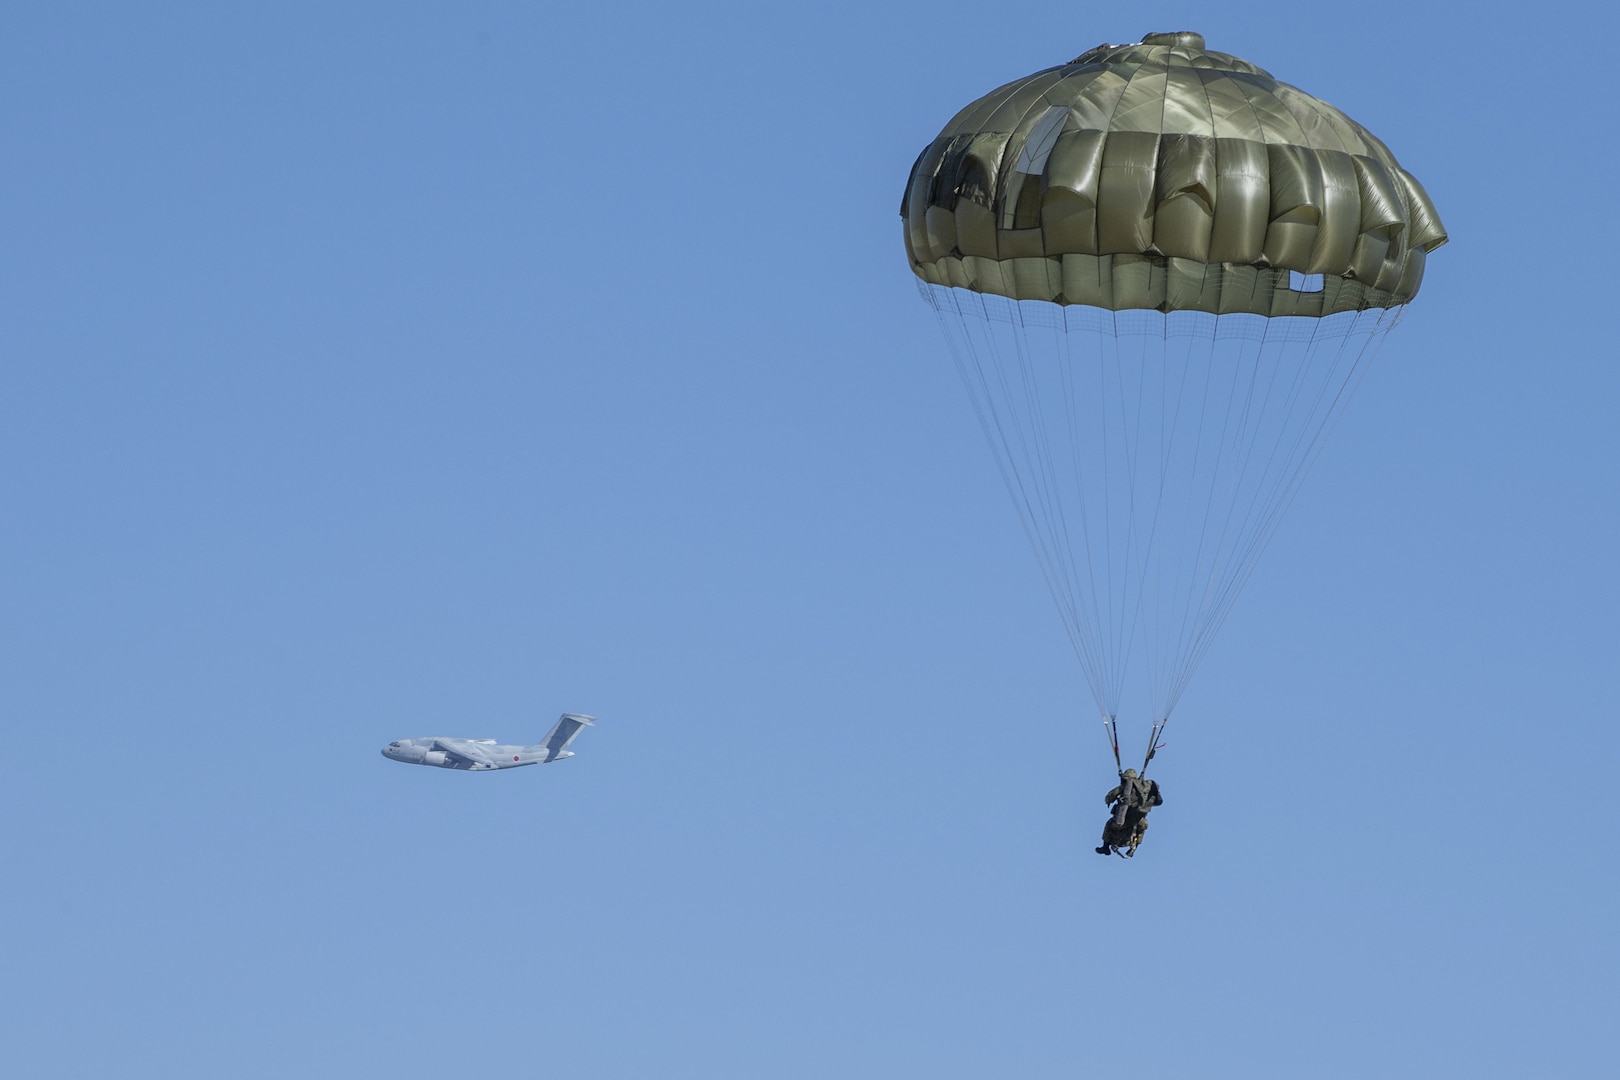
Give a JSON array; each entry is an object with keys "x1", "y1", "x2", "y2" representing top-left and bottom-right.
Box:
[{"x1": 901, "y1": 32, "x2": 1446, "y2": 767}]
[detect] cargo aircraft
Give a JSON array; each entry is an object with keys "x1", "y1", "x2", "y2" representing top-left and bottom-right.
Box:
[{"x1": 382, "y1": 713, "x2": 595, "y2": 771}]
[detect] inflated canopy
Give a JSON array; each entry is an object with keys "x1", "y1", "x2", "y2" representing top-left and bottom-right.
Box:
[{"x1": 902, "y1": 32, "x2": 1447, "y2": 316}]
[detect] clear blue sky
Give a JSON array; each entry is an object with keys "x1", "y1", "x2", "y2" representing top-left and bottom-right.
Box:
[{"x1": 3, "y1": 3, "x2": 1615, "y2": 1077}]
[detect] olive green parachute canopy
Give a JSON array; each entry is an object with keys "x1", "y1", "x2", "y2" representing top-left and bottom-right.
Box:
[{"x1": 902, "y1": 31, "x2": 1447, "y2": 315}]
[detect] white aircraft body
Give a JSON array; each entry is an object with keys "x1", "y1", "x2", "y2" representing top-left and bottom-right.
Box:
[{"x1": 382, "y1": 713, "x2": 595, "y2": 771}]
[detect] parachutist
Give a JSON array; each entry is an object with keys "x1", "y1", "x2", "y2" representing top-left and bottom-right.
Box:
[
  {"x1": 1095, "y1": 768, "x2": 1162, "y2": 857},
  {"x1": 904, "y1": 34, "x2": 1444, "y2": 835}
]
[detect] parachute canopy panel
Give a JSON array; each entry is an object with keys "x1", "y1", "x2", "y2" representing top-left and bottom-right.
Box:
[{"x1": 901, "y1": 32, "x2": 1447, "y2": 315}]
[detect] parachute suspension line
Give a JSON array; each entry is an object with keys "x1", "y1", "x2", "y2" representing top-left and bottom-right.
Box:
[
  {"x1": 921, "y1": 282, "x2": 1408, "y2": 744},
  {"x1": 1114, "y1": 318, "x2": 1153, "y2": 709},
  {"x1": 1155, "y1": 312, "x2": 1249, "y2": 722},
  {"x1": 1173, "y1": 308, "x2": 1400, "y2": 706},
  {"x1": 1164, "y1": 314, "x2": 1282, "y2": 718},
  {"x1": 1113, "y1": 315, "x2": 1162, "y2": 716},
  {"x1": 1009, "y1": 302, "x2": 1097, "y2": 700},
  {"x1": 1137, "y1": 319, "x2": 1204, "y2": 722},
  {"x1": 1191, "y1": 316, "x2": 1363, "y2": 690},
  {"x1": 1094, "y1": 313, "x2": 1119, "y2": 708},
  {"x1": 924, "y1": 286, "x2": 1110, "y2": 713},
  {"x1": 1097, "y1": 313, "x2": 1153, "y2": 710},
  {"x1": 1002, "y1": 301, "x2": 1114, "y2": 705},
  {"x1": 1102, "y1": 322, "x2": 1124, "y2": 709},
  {"x1": 1160, "y1": 307, "x2": 1400, "y2": 717},
  {"x1": 1179, "y1": 316, "x2": 1334, "y2": 681},
  {"x1": 1055, "y1": 306, "x2": 1112, "y2": 707},
  {"x1": 936, "y1": 297, "x2": 1077, "y2": 663},
  {"x1": 1161, "y1": 313, "x2": 1316, "y2": 720},
  {"x1": 1043, "y1": 309, "x2": 1124, "y2": 714},
  {"x1": 1005, "y1": 295, "x2": 1113, "y2": 712},
  {"x1": 1141, "y1": 323, "x2": 1179, "y2": 719},
  {"x1": 1100, "y1": 318, "x2": 1125, "y2": 707},
  {"x1": 1105, "y1": 714, "x2": 1122, "y2": 773}
]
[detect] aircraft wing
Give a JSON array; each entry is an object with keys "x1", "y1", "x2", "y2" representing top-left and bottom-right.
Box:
[{"x1": 432, "y1": 739, "x2": 497, "y2": 767}]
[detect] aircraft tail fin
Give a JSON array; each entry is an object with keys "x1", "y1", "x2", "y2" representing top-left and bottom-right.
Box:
[{"x1": 538, "y1": 713, "x2": 595, "y2": 762}]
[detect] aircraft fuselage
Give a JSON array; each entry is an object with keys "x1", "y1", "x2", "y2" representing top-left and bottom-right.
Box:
[{"x1": 382, "y1": 738, "x2": 557, "y2": 770}]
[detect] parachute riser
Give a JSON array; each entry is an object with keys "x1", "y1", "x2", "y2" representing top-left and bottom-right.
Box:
[{"x1": 1140, "y1": 718, "x2": 1168, "y2": 778}]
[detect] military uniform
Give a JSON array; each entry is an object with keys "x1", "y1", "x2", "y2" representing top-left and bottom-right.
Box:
[{"x1": 1096, "y1": 769, "x2": 1163, "y2": 856}]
